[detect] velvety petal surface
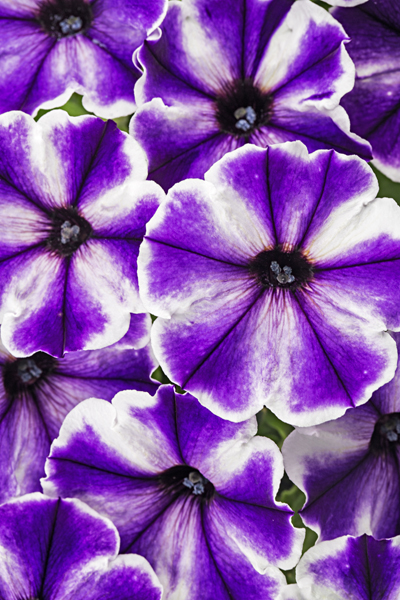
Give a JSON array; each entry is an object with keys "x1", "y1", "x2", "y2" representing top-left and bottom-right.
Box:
[
  {"x1": 43, "y1": 385, "x2": 303, "y2": 598},
  {"x1": 139, "y1": 143, "x2": 400, "y2": 425},
  {"x1": 296, "y1": 535, "x2": 400, "y2": 600},
  {"x1": 334, "y1": 4, "x2": 400, "y2": 181},
  {"x1": 129, "y1": 494, "x2": 289, "y2": 600},
  {"x1": 0, "y1": 111, "x2": 163, "y2": 357},
  {"x1": 0, "y1": 0, "x2": 167, "y2": 118},
  {"x1": 0, "y1": 493, "x2": 162, "y2": 600}
]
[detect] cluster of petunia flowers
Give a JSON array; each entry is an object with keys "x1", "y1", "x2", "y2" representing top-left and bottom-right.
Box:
[{"x1": 1, "y1": 0, "x2": 400, "y2": 598}]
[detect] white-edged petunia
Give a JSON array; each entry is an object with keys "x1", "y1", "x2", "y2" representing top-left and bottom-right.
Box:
[
  {"x1": 0, "y1": 110, "x2": 164, "y2": 357},
  {"x1": 42, "y1": 384, "x2": 304, "y2": 600},
  {"x1": 0, "y1": 0, "x2": 167, "y2": 118},
  {"x1": 131, "y1": 0, "x2": 371, "y2": 191},
  {"x1": 138, "y1": 141, "x2": 400, "y2": 426}
]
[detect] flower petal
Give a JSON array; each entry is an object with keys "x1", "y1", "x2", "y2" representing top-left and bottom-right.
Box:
[
  {"x1": 296, "y1": 535, "x2": 400, "y2": 600},
  {"x1": 0, "y1": 494, "x2": 119, "y2": 598},
  {"x1": 255, "y1": 1, "x2": 353, "y2": 111}
]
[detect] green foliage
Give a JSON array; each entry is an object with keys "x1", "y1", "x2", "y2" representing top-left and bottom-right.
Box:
[
  {"x1": 35, "y1": 92, "x2": 131, "y2": 132},
  {"x1": 373, "y1": 164, "x2": 400, "y2": 204},
  {"x1": 257, "y1": 407, "x2": 293, "y2": 448}
]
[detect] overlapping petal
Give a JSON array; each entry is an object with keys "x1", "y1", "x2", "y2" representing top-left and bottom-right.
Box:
[
  {"x1": 295, "y1": 535, "x2": 400, "y2": 600},
  {"x1": 334, "y1": 2, "x2": 400, "y2": 181},
  {"x1": 0, "y1": 493, "x2": 162, "y2": 600},
  {"x1": 43, "y1": 385, "x2": 303, "y2": 599},
  {"x1": 139, "y1": 142, "x2": 400, "y2": 425},
  {"x1": 283, "y1": 331, "x2": 400, "y2": 540},
  {"x1": 0, "y1": 317, "x2": 157, "y2": 504}
]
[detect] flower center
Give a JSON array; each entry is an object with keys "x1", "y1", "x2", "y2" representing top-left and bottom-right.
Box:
[
  {"x1": 249, "y1": 247, "x2": 314, "y2": 290},
  {"x1": 37, "y1": 0, "x2": 93, "y2": 38},
  {"x1": 215, "y1": 79, "x2": 272, "y2": 137},
  {"x1": 159, "y1": 465, "x2": 215, "y2": 501},
  {"x1": 370, "y1": 413, "x2": 400, "y2": 454},
  {"x1": 46, "y1": 207, "x2": 92, "y2": 257},
  {"x1": 3, "y1": 353, "x2": 57, "y2": 401}
]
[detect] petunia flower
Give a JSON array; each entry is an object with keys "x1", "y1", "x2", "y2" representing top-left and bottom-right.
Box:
[
  {"x1": 278, "y1": 534, "x2": 400, "y2": 600},
  {"x1": 0, "y1": 0, "x2": 167, "y2": 118},
  {"x1": 0, "y1": 492, "x2": 163, "y2": 599},
  {"x1": 130, "y1": 0, "x2": 371, "y2": 191},
  {"x1": 42, "y1": 385, "x2": 304, "y2": 600},
  {"x1": 283, "y1": 330, "x2": 400, "y2": 541},
  {"x1": 0, "y1": 110, "x2": 164, "y2": 358},
  {"x1": 138, "y1": 141, "x2": 400, "y2": 426},
  {"x1": 0, "y1": 315, "x2": 158, "y2": 506},
  {"x1": 333, "y1": 1, "x2": 400, "y2": 182}
]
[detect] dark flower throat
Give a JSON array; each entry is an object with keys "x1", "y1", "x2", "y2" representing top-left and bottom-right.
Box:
[
  {"x1": 216, "y1": 79, "x2": 272, "y2": 137},
  {"x1": 249, "y1": 247, "x2": 313, "y2": 291},
  {"x1": 3, "y1": 353, "x2": 57, "y2": 401},
  {"x1": 159, "y1": 465, "x2": 215, "y2": 502},
  {"x1": 38, "y1": 0, "x2": 93, "y2": 37},
  {"x1": 46, "y1": 206, "x2": 92, "y2": 257},
  {"x1": 370, "y1": 413, "x2": 400, "y2": 454}
]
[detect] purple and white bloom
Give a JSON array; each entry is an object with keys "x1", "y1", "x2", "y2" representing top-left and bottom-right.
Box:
[
  {"x1": 42, "y1": 384, "x2": 304, "y2": 600},
  {"x1": 138, "y1": 142, "x2": 400, "y2": 426},
  {"x1": 0, "y1": 0, "x2": 167, "y2": 118},
  {"x1": 283, "y1": 330, "x2": 400, "y2": 541},
  {"x1": 0, "y1": 493, "x2": 162, "y2": 599},
  {"x1": 0, "y1": 314, "x2": 158, "y2": 506},
  {"x1": 282, "y1": 534, "x2": 400, "y2": 600},
  {"x1": 334, "y1": 1, "x2": 400, "y2": 182},
  {"x1": 0, "y1": 110, "x2": 164, "y2": 358},
  {"x1": 130, "y1": 0, "x2": 371, "y2": 191}
]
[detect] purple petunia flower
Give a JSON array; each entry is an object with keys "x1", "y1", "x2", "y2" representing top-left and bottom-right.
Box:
[
  {"x1": 283, "y1": 330, "x2": 400, "y2": 541},
  {"x1": 138, "y1": 142, "x2": 400, "y2": 426},
  {"x1": 333, "y1": 1, "x2": 400, "y2": 182},
  {"x1": 0, "y1": 314, "x2": 158, "y2": 506},
  {"x1": 130, "y1": 0, "x2": 371, "y2": 191},
  {"x1": 0, "y1": 110, "x2": 164, "y2": 358},
  {"x1": 0, "y1": 0, "x2": 167, "y2": 118},
  {"x1": 279, "y1": 534, "x2": 400, "y2": 600},
  {"x1": 0, "y1": 493, "x2": 163, "y2": 599},
  {"x1": 42, "y1": 384, "x2": 304, "y2": 600}
]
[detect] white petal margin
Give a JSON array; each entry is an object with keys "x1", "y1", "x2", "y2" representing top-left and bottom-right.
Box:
[
  {"x1": 43, "y1": 392, "x2": 182, "y2": 483},
  {"x1": 282, "y1": 422, "x2": 368, "y2": 540},
  {"x1": 0, "y1": 111, "x2": 78, "y2": 210},
  {"x1": 306, "y1": 194, "x2": 400, "y2": 270},
  {"x1": 66, "y1": 240, "x2": 145, "y2": 350},
  {"x1": 295, "y1": 535, "x2": 400, "y2": 600},
  {"x1": 254, "y1": 0, "x2": 355, "y2": 110},
  {"x1": 278, "y1": 585, "x2": 306, "y2": 600},
  {"x1": 62, "y1": 554, "x2": 163, "y2": 599},
  {"x1": 326, "y1": 0, "x2": 367, "y2": 5}
]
